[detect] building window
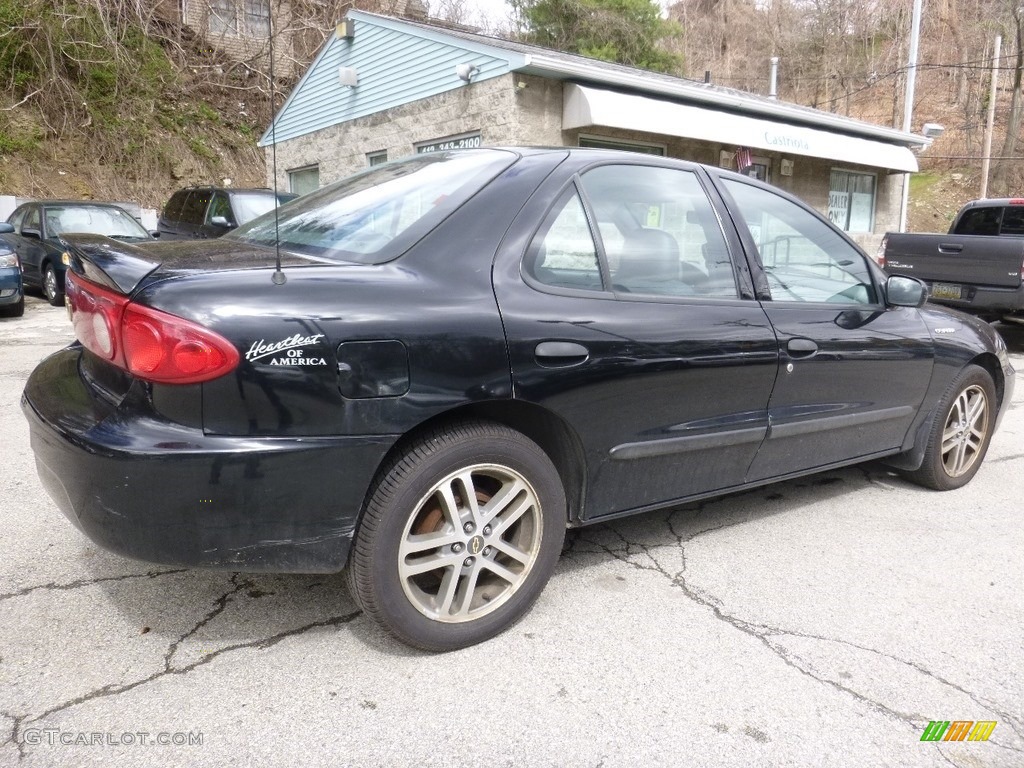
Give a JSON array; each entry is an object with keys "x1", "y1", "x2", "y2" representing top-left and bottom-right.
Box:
[
  {"x1": 367, "y1": 151, "x2": 388, "y2": 167},
  {"x1": 243, "y1": 0, "x2": 270, "y2": 37},
  {"x1": 578, "y1": 136, "x2": 665, "y2": 156},
  {"x1": 209, "y1": 0, "x2": 237, "y2": 36},
  {"x1": 740, "y1": 155, "x2": 771, "y2": 183},
  {"x1": 828, "y1": 169, "x2": 876, "y2": 233},
  {"x1": 288, "y1": 166, "x2": 319, "y2": 196}
]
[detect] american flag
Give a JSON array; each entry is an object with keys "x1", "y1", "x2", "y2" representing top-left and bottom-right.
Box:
[{"x1": 735, "y1": 147, "x2": 753, "y2": 171}]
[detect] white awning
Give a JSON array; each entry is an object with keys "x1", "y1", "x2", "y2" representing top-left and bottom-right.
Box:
[{"x1": 563, "y1": 84, "x2": 919, "y2": 173}]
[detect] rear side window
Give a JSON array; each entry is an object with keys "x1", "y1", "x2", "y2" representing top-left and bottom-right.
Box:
[
  {"x1": 580, "y1": 165, "x2": 738, "y2": 299},
  {"x1": 954, "y1": 207, "x2": 1001, "y2": 236},
  {"x1": 179, "y1": 190, "x2": 211, "y2": 226},
  {"x1": 163, "y1": 191, "x2": 188, "y2": 221},
  {"x1": 1000, "y1": 206, "x2": 1024, "y2": 235},
  {"x1": 525, "y1": 188, "x2": 603, "y2": 292}
]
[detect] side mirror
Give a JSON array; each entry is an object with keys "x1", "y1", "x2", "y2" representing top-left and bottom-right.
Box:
[
  {"x1": 886, "y1": 275, "x2": 927, "y2": 308},
  {"x1": 210, "y1": 216, "x2": 234, "y2": 229},
  {"x1": 21, "y1": 228, "x2": 41, "y2": 240},
  {"x1": 149, "y1": 230, "x2": 160, "y2": 238},
  {"x1": 0, "y1": 223, "x2": 13, "y2": 234}
]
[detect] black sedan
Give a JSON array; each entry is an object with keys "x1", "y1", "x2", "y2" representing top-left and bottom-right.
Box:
[
  {"x1": 5, "y1": 200, "x2": 155, "y2": 306},
  {"x1": 22, "y1": 149, "x2": 1015, "y2": 650}
]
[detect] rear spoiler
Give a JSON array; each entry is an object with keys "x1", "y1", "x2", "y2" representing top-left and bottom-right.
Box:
[{"x1": 61, "y1": 234, "x2": 162, "y2": 295}]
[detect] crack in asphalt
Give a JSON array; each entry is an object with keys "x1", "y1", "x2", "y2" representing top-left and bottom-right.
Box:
[
  {"x1": 989, "y1": 451, "x2": 1024, "y2": 464},
  {"x1": 569, "y1": 509, "x2": 1024, "y2": 752},
  {"x1": 4, "y1": 573, "x2": 362, "y2": 760},
  {"x1": 0, "y1": 569, "x2": 190, "y2": 604}
]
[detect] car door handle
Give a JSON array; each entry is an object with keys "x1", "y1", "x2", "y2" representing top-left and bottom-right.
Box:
[
  {"x1": 535, "y1": 341, "x2": 589, "y2": 366},
  {"x1": 938, "y1": 243, "x2": 963, "y2": 253},
  {"x1": 786, "y1": 338, "x2": 818, "y2": 357}
]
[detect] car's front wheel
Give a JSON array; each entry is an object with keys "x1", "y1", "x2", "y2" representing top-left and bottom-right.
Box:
[
  {"x1": 347, "y1": 421, "x2": 566, "y2": 651},
  {"x1": 904, "y1": 364, "x2": 997, "y2": 490},
  {"x1": 0, "y1": 295, "x2": 23, "y2": 318},
  {"x1": 43, "y1": 265, "x2": 64, "y2": 307}
]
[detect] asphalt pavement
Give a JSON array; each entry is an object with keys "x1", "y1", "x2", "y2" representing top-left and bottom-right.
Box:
[{"x1": 1, "y1": 294, "x2": 1022, "y2": 767}]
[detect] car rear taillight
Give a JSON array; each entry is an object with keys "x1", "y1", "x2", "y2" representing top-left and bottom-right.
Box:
[
  {"x1": 66, "y1": 272, "x2": 239, "y2": 384},
  {"x1": 875, "y1": 235, "x2": 887, "y2": 268}
]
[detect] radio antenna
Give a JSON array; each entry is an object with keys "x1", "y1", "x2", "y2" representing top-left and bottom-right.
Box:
[{"x1": 269, "y1": 7, "x2": 285, "y2": 285}]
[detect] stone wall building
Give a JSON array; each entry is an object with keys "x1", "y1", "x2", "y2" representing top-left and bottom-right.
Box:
[{"x1": 260, "y1": 11, "x2": 927, "y2": 250}]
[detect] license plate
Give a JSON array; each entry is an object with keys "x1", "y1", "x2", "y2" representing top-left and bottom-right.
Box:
[{"x1": 930, "y1": 282, "x2": 962, "y2": 300}]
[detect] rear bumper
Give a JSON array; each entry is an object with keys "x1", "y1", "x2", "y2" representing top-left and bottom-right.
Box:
[
  {"x1": 0, "y1": 269, "x2": 21, "y2": 303},
  {"x1": 924, "y1": 282, "x2": 1024, "y2": 314},
  {"x1": 23, "y1": 347, "x2": 396, "y2": 573}
]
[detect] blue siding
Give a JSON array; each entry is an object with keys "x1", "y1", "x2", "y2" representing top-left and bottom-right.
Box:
[{"x1": 260, "y1": 17, "x2": 517, "y2": 146}]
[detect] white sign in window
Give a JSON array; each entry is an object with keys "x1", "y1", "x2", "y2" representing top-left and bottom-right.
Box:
[
  {"x1": 415, "y1": 133, "x2": 482, "y2": 154},
  {"x1": 828, "y1": 169, "x2": 876, "y2": 232}
]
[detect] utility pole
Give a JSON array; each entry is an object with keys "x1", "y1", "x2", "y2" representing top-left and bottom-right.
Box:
[
  {"x1": 898, "y1": 0, "x2": 923, "y2": 232},
  {"x1": 981, "y1": 35, "x2": 1002, "y2": 199}
]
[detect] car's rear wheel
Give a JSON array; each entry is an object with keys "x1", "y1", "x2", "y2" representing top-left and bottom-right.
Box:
[
  {"x1": 904, "y1": 364, "x2": 996, "y2": 491},
  {"x1": 43, "y1": 265, "x2": 63, "y2": 307},
  {"x1": 347, "y1": 421, "x2": 566, "y2": 651}
]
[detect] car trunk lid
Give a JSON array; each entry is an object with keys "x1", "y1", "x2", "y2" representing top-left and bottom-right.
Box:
[{"x1": 63, "y1": 234, "x2": 330, "y2": 295}]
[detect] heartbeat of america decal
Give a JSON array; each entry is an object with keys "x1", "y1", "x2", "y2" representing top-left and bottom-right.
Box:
[{"x1": 245, "y1": 333, "x2": 327, "y2": 366}]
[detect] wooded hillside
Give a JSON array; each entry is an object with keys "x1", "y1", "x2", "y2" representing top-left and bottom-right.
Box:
[{"x1": 0, "y1": 0, "x2": 1021, "y2": 230}]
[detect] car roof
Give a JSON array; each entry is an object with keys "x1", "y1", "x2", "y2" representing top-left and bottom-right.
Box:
[
  {"x1": 23, "y1": 200, "x2": 133, "y2": 209},
  {"x1": 175, "y1": 187, "x2": 279, "y2": 194}
]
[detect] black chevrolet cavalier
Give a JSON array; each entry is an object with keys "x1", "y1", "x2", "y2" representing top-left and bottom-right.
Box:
[{"x1": 22, "y1": 148, "x2": 1015, "y2": 650}]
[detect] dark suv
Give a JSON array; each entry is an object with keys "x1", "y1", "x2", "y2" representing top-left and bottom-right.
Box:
[{"x1": 157, "y1": 187, "x2": 296, "y2": 240}]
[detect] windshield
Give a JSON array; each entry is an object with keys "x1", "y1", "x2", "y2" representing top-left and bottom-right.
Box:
[
  {"x1": 226, "y1": 150, "x2": 517, "y2": 264},
  {"x1": 45, "y1": 206, "x2": 150, "y2": 239},
  {"x1": 231, "y1": 192, "x2": 296, "y2": 225}
]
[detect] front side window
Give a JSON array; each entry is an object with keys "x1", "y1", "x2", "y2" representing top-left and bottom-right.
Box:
[
  {"x1": 724, "y1": 179, "x2": 877, "y2": 305},
  {"x1": 206, "y1": 193, "x2": 234, "y2": 225},
  {"x1": 828, "y1": 169, "x2": 876, "y2": 233},
  {"x1": 580, "y1": 165, "x2": 738, "y2": 299},
  {"x1": 23, "y1": 207, "x2": 40, "y2": 233},
  {"x1": 7, "y1": 208, "x2": 26, "y2": 231},
  {"x1": 230, "y1": 150, "x2": 517, "y2": 264}
]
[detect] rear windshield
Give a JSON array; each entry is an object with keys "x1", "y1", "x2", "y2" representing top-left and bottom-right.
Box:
[{"x1": 226, "y1": 150, "x2": 517, "y2": 264}]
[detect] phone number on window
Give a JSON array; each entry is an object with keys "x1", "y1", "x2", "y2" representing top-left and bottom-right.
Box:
[{"x1": 417, "y1": 135, "x2": 482, "y2": 153}]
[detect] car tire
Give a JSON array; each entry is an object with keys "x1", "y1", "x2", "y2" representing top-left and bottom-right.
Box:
[
  {"x1": 43, "y1": 265, "x2": 64, "y2": 307},
  {"x1": 347, "y1": 421, "x2": 566, "y2": 651},
  {"x1": 0, "y1": 295, "x2": 23, "y2": 318},
  {"x1": 903, "y1": 364, "x2": 997, "y2": 491}
]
